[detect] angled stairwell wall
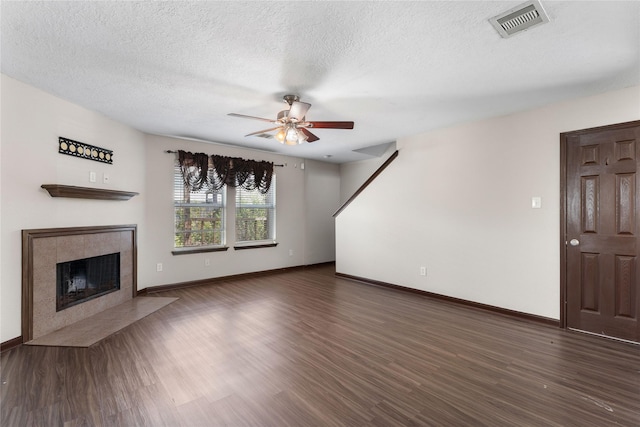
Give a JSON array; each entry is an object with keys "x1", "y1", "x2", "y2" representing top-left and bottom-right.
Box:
[{"x1": 335, "y1": 86, "x2": 640, "y2": 320}]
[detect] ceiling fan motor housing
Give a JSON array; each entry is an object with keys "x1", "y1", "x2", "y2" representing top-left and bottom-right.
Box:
[
  {"x1": 277, "y1": 110, "x2": 289, "y2": 121},
  {"x1": 283, "y1": 94, "x2": 300, "y2": 105}
]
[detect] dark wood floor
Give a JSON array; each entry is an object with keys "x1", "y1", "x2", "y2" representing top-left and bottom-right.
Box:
[{"x1": 2, "y1": 265, "x2": 639, "y2": 426}]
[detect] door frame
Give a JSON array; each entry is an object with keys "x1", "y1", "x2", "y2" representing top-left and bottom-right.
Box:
[{"x1": 559, "y1": 120, "x2": 640, "y2": 330}]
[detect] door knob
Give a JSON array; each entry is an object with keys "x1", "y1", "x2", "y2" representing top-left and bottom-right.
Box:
[{"x1": 570, "y1": 239, "x2": 580, "y2": 246}]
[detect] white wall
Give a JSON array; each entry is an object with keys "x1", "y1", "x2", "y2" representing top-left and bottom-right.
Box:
[
  {"x1": 339, "y1": 142, "x2": 396, "y2": 204},
  {"x1": 1, "y1": 74, "x2": 146, "y2": 342},
  {"x1": 1, "y1": 75, "x2": 340, "y2": 343},
  {"x1": 140, "y1": 135, "x2": 325, "y2": 288},
  {"x1": 304, "y1": 160, "x2": 340, "y2": 264},
  {"x1": 336, "y1": 86, "x2": 640, "y2": 320}
]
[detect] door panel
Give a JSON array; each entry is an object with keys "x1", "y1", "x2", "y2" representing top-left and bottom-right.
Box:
[{"x1": 564, "y1": 122, "x2": 640, "y2": 343}]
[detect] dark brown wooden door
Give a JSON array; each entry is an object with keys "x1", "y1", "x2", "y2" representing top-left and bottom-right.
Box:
[{"x1": 564, "y1": 121, "x2": 640, "y2": 343}]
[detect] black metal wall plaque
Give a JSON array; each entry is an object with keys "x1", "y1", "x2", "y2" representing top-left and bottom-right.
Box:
[{"x1": 58, "y1": 137, "x2": 113, "y2": 164}]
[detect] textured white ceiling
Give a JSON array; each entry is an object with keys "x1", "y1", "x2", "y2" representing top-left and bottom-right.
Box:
[{"x1": 2, "y1": 1, "x2": 639, "y2": 163}]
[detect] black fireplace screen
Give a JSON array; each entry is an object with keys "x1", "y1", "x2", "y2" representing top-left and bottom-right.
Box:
[{"x1": 56, "y1": 252, "x2": 120, "y2": 311}]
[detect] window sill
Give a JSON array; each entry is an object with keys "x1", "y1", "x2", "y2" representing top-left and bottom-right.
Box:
[
  {"x1": 233, "y1": 242, "x2": 278, "y2": 251},
  {"x1": 172, "y1": 246, "x2": 229, "y2": 256}
]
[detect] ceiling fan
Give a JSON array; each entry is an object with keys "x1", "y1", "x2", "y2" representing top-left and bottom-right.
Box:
[{"x1": 228, "y1": 95, "x2": 354, "y2": 145}]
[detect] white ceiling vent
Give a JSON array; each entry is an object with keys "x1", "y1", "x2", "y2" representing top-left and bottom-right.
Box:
[
  {"x1": 489, "y1": 0, "x2": 549, "y2": 38},
  {"x1": 252, "y1": 133, "x2": 274, "y2": 139}
]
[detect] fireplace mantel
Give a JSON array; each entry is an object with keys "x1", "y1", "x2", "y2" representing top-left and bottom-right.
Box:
[{"x1": 41, "y1": 184, "x2": 139, "y2": 201}]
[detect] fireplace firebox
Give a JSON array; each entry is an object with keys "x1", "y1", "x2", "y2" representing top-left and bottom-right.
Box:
[{"x1": 56, "y1": 252, "x2": 120, "y2": 311}]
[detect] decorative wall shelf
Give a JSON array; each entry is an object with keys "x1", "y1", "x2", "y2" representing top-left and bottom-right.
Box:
[{"x1": 41, "y1": 184, "x2": 139, "y2": 201}]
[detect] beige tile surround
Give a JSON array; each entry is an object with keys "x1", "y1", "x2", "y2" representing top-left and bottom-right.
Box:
[{"x1": 24, "y1": 226, "x2": 136, "y2": 341}]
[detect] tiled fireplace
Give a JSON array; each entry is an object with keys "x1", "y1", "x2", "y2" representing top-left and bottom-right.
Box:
[{"x1": 22, "y1": 225, "x2": 137, "y2": 342}]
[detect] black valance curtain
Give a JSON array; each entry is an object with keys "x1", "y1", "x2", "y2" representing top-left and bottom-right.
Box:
[{"x1": 178, "y1": 150, "x2": 274, "y2": 194}]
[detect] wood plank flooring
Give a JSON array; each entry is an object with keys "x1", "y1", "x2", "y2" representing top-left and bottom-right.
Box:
[{"x1": 2, "y1": 264, "x2": 639, "y2": 426}]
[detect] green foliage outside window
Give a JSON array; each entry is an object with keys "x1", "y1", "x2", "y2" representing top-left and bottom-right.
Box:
[
  {"x1": 175, "y1": 206, "x2": 224, "y2": 247},
  {"x1": 236, "y1": 178, "x2": 275, "y2": 243},
  {"x1": 174, "y1": 164, "x2": 226, "y2": 248},
  {"x1": 236, "y1": 208, "x2": 269, "y2": 241}
]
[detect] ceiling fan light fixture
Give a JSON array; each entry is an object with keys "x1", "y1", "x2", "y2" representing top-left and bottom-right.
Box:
[
  {"x1": 275, "y1": 125, "x2": 307, "y2": 145},
  {"x1": 275, "y1": 128, "x2": 286, "y2": 143},
  {"x1": 297, "y1": 130, "x2": 308, "y2": 145},
  {"x1": 285, "y1": 126, "x2": 299, "y2": 143}
]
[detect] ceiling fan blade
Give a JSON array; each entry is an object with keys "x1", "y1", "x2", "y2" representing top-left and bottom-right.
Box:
[
  {"x1": 307, "y1": 121, "x2": 354, "y2": 129},
  {"x1": 228, "y1": 113, "x2": 275, "y2": 123},
  {"x1": 245, "y1": 126, "x2": 282, "y2": 137},
  {"x1": 300, "y1": 128, "x2": 320, "y2": 143},
  {"x1": 288, "y1": 101, "x2": 311, "y2": 121}
]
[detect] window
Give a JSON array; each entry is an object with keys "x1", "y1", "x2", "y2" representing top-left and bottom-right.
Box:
[
  {"x1": 173, "y1": 151, "x2": 277, "y2": 252},
  {"x1": 235, "y1": 175, "x2": 276, "y2": 243},
  {"x1": 174, "y1": 164, "x2": 226, "y2": 248}
]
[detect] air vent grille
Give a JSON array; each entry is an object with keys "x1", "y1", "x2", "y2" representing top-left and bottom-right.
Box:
[
  {"x1": 253, "y1": 133, "x2": 274, "y2": 139},
  {"x1": 490, "y1": 0, "x2": 549, "y2": 38}
]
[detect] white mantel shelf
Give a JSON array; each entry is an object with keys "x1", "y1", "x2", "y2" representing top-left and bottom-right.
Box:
[{"x1": 41, "y1": 184, "x2": 139, "y2": 201}]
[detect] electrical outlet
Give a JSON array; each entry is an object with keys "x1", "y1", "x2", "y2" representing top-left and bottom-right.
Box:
[
  {"x1": 420, "y1": 266, "x2": 426, "y2": 276},
  {"x1": 531, "y1": 196, "x2": 542, "y2": 209},
  {"x1": 89, "y1": 171, "x2": 96, "y2": 183},
  {"x1": 205, "y1": 258, "x2": 211, "y2": 267},
  {"x1": 156, "y1": 263, "x2": 163, "y2": 272},
  {"x1": 103, "y1": 173, "x2": 110, "y2": 184}
]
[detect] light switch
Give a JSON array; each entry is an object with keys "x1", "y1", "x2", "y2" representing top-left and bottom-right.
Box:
[{"x1": 532, "y1": 196, "x2": 542, "y2": 209}]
